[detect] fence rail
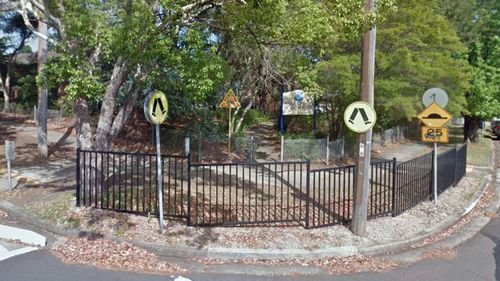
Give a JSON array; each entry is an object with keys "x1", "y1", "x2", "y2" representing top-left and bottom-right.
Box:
[
  {"x1": 190, "y1": 161, "x2": 309, "y2": 226},
  {"x1": 76, "y1": 149, "x2": 189, "y2": 218},
  {"x1": 76, "y1": 143, "x2": 467, "y2": 229},
  {"x1": 393, "y1": 152, "x2": 433, "y2": 216}
]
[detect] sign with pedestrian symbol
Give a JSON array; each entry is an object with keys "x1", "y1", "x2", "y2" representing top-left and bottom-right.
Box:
[
  {"x1": 344, "y1": 101, "x2": 377, "y2": 133},
  {"x1": 417, "y1": 102, "x2": 451, "y2": 127},
  {"x1": 144, "y1": 90, "x2": 169, "y2": 125},
  {"x1": 219, "y1": 88, "x2": 241, "y2": 109}
]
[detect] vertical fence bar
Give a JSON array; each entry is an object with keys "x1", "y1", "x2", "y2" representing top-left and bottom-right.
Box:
[
  {"x1": 187, "y1": 155, "x2": 192, "y2": 225},
  {"x1": 100, "y1": 152, "x2": 104, "y2": 209},
  {"x1": 83, "y1": 151, "x2": 87, "y2": 206},
  {"x1": 305, "y1": 161, "x2": 310, "y2": 229},
  {"x1": 391, "y1": 157, "x2": 397, "y2": 217},
  {"x1": 454, "y1": 145, "x2": 458, "y2": 186},
  {"x1": 215, "y1": 165, "x2": 219, "y2": 224},
  {"x1": 94, "y1": 152, "x2": 98, "y2": 208},
  {"x1": 76, "y1": 148, "x2": 81, "y2": 206}
]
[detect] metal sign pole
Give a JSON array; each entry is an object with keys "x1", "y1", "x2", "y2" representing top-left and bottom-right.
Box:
[
  {"x1": 228, "y1": 108, "x2": 232, "y2": 159},
  {"x1": 7, "y1": 158, "x2": 12, "y2": 191},
  {"x1": 433, "y1": 143, "x2": 438, "y2": 204},
  {"x1": 156, "y1": 124, "x2": 164, "y2": 232},
  {"x1": 5, "y1": 140, "x2": 14, "y2": 190}
]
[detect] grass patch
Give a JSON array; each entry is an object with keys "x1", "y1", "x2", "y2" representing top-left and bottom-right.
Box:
[
  {"x1": 25, "y1": 192, "x2": 81, "y2": 228},
  {"x1": 467, "y1": 136, "x2": 492, "y2": 167}
]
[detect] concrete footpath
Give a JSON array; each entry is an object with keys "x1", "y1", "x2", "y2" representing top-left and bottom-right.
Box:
[{"x1": 0, "y1": 223, "x2": 46, "y2": 262}]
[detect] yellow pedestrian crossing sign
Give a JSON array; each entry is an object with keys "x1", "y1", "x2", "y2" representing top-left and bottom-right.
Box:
[
  {"x1": 219, "y1": 89, "x2": 241, "y2": 109},
  {"x1": 144, "y1": 90, "x2": 169, "y2": 125}
]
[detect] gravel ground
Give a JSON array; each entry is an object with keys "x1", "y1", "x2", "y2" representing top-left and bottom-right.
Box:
[{"x1": 44, "y1": 173, "x2": 482, "y2": 250}]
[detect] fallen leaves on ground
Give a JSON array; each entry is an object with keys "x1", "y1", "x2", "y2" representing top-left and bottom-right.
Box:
[
  {"x1": 411, "y1": 185, "x2": 494, "y2": 249},
  {"x1": 193, "y1": 255, "x2": 400, "y2": 275},
  {"x1": 51, "y1": 236, "x2": 185, "y2": 274},
  {"x1": 422, "y1": 248, "x2": 457, "y2": 260}
]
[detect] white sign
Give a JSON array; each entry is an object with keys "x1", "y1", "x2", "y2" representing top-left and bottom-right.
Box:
[
  {"x1": 344, "y1": 101, "x2": 377, "y2": 133},
  {"x1": 5, "y1": 140, "x2": 14, "y2": 160},
  {"x1": 282, "y1": 90, "x2": 314, "y2": 115},
  {"x1": 423, "y1": 88, "x2": 448, "y2": 108}
]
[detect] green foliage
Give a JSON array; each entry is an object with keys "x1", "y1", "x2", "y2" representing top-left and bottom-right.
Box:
[
  {"x1": 237, "y1": 109, "x2": 270, "y2": 130},
  {"x1": 375, "y1": 0, "x2": 471, "y2": 123},
  {"x1": 311, "y1": 0, "x2": 471, "y2": 135},
  {"x1": 44, "y1": 1, "x2": 229, "y2": 117},
  {"x1": 16, "y1": 74, "x2": 37, "y2": 107},
  {"x1": 442, "y1": 0, "x2": 500, "y2": 120}
]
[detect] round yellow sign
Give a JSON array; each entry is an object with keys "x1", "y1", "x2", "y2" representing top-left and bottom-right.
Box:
[{"x1": 144, "y1": 91, "x2": 169, "y2": 125}]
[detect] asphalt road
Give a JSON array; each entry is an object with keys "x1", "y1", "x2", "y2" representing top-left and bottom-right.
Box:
[{"x1": 0, "y1": 140, "x2": 498, "y2": 281}]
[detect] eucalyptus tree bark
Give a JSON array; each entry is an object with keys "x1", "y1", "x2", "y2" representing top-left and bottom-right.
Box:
[
  {"x1": 232, "y1": 94, "x2": 255, "y2": 134},
  {"x1": 37, "y1": 20, "x2": 48, "y2": 160},
  {"x1": 1, "y1": 75, "x2": 10, "y2": 112},
  {"x1": 74, "y1": 97, "x2": 93, "y2": 150},
  {"x1": 93, "y1": 58, "x2": 130, "y2": 151}
]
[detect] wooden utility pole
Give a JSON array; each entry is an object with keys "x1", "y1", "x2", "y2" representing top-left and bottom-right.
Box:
[
  {"x1": 36, "y1": 21, "x2": 49, "y2": 159},
  {"x1": 37, "y1": 20, "x2": 48, "y2": 160},
  {"x1": 351, "y1": 0, "x2": 377, "y2": 236}
]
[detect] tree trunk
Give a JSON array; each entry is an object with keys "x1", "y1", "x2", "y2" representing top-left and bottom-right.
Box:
[
  {"x1": 1, "y1": 75, "x2": 10, "y2": 112},
  {"x1": 37, "y1": 21, "x2": 48, "y2": 160},
  {"x1": 93, "y1": 58, "x2": 130, "y2": 151},
  {"x1": 463, "y1": 115, "x2": 480, "y2": 143},
  {"x1": 233, "y1": 95, "x2": 255, "y2": 134},
  {"x1": 74, "y1": 97, "x2": 93, "y2": 150},
  {"x1": 108, "y1": 82, "x2": 140, "y2": 142}
]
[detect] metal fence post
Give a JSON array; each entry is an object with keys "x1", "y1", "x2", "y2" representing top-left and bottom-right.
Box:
[
  {"x1": 341, "y1": 137, "x2": 345, "y2": 159},
  {"x1": 186, "y1": 154, "x2": 192, "y2": 225},
  {"x1": 305, "y1": 160, "x2": 311, "y2": 228},
  {"x1": 280, "y1": 134, "x2": 284, "y2": 162},
  {"x1": 431, "y1": 147, "x2": 436, "y2": 201},
  {"x1": 198, "y1": 130, "x2": 202, "y2": 163},
  {"x1": 326, "y1": 135, "x2": 330, "y2": 165},
  {"x1": 76, "y1": 148, "x2": 81, "y2": 207},
  {"x1": 184, "y1": 136, "x2": 190, "y2": 157},
  {"x1": 453, "y1": 145, "x2": 458, "y2": 186},
  {"x1": 391, "y1": 157, "x2": 397, "y2": 217}
]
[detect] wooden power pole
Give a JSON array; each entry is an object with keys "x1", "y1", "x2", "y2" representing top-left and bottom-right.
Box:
[
  {"x1": 351, "y1": 0, "x2": 377, "y2": 236},
  {"x1": 37, "y1": 21, "x2": 48, "y2": 160}
]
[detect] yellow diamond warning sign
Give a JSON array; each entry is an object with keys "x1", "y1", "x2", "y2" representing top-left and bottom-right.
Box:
[
  {"x1": 417, "y1": 102, "x2": 452, "y2": 127},
  {"x1": 421, "y1": 127, "x2": 449, "y2": 143},
  {"x1": 219, "y1": 89, "x2": 241, "y2": 109}
]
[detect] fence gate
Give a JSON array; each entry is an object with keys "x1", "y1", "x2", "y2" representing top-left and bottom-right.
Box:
[{"x1": 189, "y1": 161, "x2": 309, "y2": 226}]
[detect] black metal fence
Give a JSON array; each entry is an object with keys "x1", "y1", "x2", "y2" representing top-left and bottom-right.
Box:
[
  {"x1": 76, "y1": 143, "x2": 467, "y2": 229},
  {"x1": 190, "y1": 161, "x2": 309, "y2": 226},
  {"x1": 76, "y1": 149, "x2": 189, "y2": 218},
  {"x1": 393, "y1": 152, "x2": 433, "y2": 216},
  {"x1": 438, "y1": 143, "x2": 467, "y2": 194},
  {"x1": 309, "y1": 165, "x2": 354, "y2": 227}
]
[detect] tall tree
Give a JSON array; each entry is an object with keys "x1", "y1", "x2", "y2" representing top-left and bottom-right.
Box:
[
  {"x1": 441, "y1": 0, "x2": 500, "y2": 141},
  {"x1": 37, "y1": 20, "x2": 48, "y2": 159},
  {"x1": 15, "y1": 0, "x2": 232, "y2": 150},
  {"x1": 213, "y1": 0, "x2": 396, "y2": 135},
  {"x1": 0, "y1": 12, "x2": 32, "y2": 112},
  {"x1": 313, "y1": 0, "x2": 471, "y2": 136}
]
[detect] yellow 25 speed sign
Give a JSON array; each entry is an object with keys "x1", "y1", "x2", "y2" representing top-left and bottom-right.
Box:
[{"x1": 144, "y1": 90, "x2": 169, "y2": 125}]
